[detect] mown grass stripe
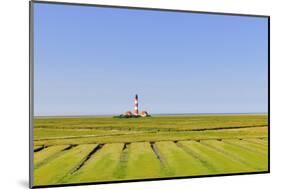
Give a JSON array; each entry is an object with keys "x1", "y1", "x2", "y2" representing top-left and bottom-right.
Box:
[
  {"x1": 222, "y1": 139, "x2": 267, "y2": 155},
  {"x1": 179, "y1": 141, "x2": 255, "y2": 173},
  {"x1": 155, "y1": 141, "x2": 209, "y2": 176},
  {"x1": 244, "y1": 138, "x2": 268, "y2": 146},
  {"x1": 201, "y1": 140, "x2": 268, "y2": 171},
  {"x1": 175, "y1": 141, "x2": 217, "y2": 173},
  {"x1": 33, "y1": 144, "x2": 95, "y2": 186},
  {"x1": 34, "y1": 145, "x2": 70, "y2": 169},
  {"x1": 69, "y1": 144, "x2": 100, "y2": 174},
  {"x1": 61, "y1": 143, "x2": 124, "y2": 183},
  {"x1": 125, "y1": 142, "x2": 167, "y2": 179},
  {"x1": 113, "y1": 143, "x2": 130, "y2": 179},
  {"x1": 150, "y1": 142, "x2": 170, "y2": 171}
]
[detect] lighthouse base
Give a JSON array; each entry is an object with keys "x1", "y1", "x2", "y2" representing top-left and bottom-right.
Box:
[{"x1": 113, "y1": 113, "x2": 151, "y2": 119}]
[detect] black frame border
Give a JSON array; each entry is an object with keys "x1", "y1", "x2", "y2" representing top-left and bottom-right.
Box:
[{"x1": 29, "y1": 1, "x2": 270, "y2": 188}]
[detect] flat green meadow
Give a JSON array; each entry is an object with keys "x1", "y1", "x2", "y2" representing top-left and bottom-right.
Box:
[{"x1": 33, "y1": 114, "x2": 268, "y2": 186}]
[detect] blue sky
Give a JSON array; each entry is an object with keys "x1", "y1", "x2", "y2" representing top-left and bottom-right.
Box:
[{"x1": 34, "y1": 3, "x2": 268, "y2": 116}]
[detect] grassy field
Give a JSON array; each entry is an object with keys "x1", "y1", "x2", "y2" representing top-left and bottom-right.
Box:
[{"x1": 33, "y1": 114, "x2": 268, "y2": 186}]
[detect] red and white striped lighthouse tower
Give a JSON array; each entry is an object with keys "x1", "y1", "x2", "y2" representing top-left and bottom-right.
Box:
[{"x1": 134, "y1": 94, "x2": 139, "y2": 115}]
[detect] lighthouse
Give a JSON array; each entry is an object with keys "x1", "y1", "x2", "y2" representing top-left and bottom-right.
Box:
[
  {"x1": 134, "y1": 94, "x2": 139, "y2": 115},
  {"x1": 118, "y1": 94, "x2": 150, "y2": 118}
]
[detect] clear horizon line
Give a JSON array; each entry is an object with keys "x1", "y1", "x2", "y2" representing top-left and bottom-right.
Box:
[{"x1": 34, "y1": 112, "x2": 268, "y2": 117}]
